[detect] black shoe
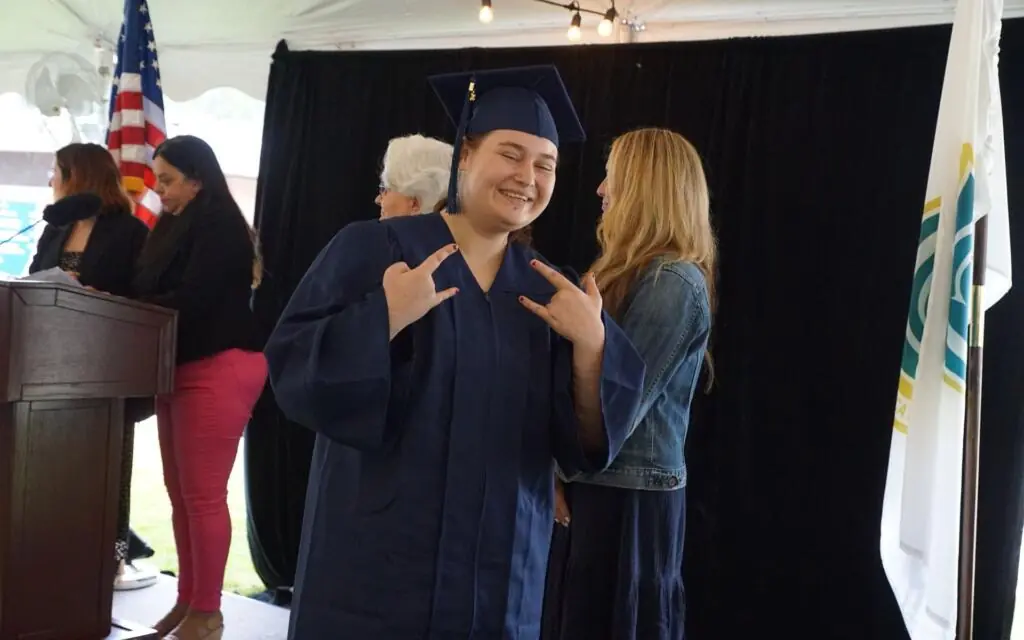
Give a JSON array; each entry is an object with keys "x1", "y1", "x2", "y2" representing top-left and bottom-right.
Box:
[
  {"x1": 250, "y1": 587, "x2": 292, "y2": 608},
  {"x1": 127, "y1": 529, "x2": 155, "y2": 562}
]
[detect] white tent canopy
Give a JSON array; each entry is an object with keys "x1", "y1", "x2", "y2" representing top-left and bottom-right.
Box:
[{"x1": 3, "y1": 0, "x2": 1024, "y2": 102}]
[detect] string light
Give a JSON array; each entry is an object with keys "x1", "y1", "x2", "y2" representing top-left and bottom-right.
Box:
[
  {"x1": 478, "y1": 1, "x2": 619, "y2": 41},
  {"x1": 567, "y1": 11, "x2": 582, "y2": 41},
  {"x1": 598, "y1": 7, "x2": 618, "y2": 37}
]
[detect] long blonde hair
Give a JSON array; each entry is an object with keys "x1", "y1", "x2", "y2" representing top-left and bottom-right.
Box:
[{"x1": 590, "y1": 128, "x2": 718, "y2": 378}]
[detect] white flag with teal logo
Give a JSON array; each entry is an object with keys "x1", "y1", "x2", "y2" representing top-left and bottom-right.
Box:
[{"x1": 880, "y1": 0, "x2": 1012, "y2": 637}]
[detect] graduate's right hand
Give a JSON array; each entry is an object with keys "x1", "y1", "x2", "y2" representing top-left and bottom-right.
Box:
[{"x1": 383, "y1": 243, "x2": 460, "y2": 339}]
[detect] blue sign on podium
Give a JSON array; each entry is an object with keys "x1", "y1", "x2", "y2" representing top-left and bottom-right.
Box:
[{"x1": 0, "y1": 199, "x2": 41, "y2": 278}]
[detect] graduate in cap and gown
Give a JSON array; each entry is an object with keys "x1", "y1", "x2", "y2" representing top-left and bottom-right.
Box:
[{"x1": 265, "y1": 65, "x2": 647, "y2": 639}]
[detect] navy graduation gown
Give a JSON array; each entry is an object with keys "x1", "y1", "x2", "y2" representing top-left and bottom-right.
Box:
[{"x1": 266, "y1": 213, "x2": 644, "y2": 640}]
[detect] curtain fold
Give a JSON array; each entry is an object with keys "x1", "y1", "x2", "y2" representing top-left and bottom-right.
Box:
[{"x1": 247, "y1": 23, "x2": 1024, "y2": 638}]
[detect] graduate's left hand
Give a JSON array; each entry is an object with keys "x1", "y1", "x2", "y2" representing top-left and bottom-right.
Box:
[{"x1": 520, "y1": 260, "x2": 605, "y2": 352}]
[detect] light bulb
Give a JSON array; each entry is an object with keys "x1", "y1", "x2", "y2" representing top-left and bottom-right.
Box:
[
  {"x1": 479, "y1": 5, "x2": 493, "y2": 23},
  {"x1": 567, "y1": 12, "x2": 582, "y2": 41},
  {"x1": 598, "y1": 8, "x2": 617, "y2": 37}
]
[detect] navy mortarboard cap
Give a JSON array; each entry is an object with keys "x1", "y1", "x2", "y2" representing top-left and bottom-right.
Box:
[{"x1": 428, "y1": 65, "x2": 585, "y2": 213}]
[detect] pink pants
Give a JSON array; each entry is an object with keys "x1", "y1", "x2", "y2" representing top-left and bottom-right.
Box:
[{"x1": 157, "y1": 348, "x2": 267, "y2": 612}]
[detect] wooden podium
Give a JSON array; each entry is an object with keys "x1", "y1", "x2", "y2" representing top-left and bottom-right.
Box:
[{"x1": 0, "y1": 282, "x2": 176, "y2": 640}]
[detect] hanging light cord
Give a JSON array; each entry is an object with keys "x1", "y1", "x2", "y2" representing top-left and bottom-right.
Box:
[
  {"x1": 478, "y1": 0, "x2": 621, "y2": 37},
  {"x1": 532, "y1": 0, "x2": 607, "y2": 19}
]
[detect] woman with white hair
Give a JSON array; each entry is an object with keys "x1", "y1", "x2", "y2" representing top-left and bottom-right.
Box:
[{"x1": 375, "y1": 134, "x2": 453, "y2": 218}]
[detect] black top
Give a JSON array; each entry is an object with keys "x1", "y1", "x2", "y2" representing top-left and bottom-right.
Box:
[
  {"x1": 29, "y1": 195, "x2": 149, "y2": 297},
  {"x1": 131, "y1": 193, "x2": 261, "y2": 365}
]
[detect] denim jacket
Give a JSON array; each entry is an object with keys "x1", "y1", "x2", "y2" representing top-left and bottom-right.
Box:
[{"x1": 567, "y1": 259, "x2": 711, "y2": 491}]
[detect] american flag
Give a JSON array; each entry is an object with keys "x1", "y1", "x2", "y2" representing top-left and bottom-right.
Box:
[{"x1": 107, "y1": 0, "x2": 166, "y2": 228}]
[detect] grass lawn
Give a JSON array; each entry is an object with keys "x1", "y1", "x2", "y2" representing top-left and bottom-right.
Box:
[{"x1": 129, "y1": 418, "x2": 265, "y2": 596}]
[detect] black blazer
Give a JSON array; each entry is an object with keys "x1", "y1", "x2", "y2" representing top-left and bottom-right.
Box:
[
  {"x1": 29, "y1": 195, "x2": 149, "y2": 297},
  {"x1": 30, "y1": 194, "x2": 153, "y2": 421},
  {"x1": 132, "y1": 192, "x2": 261, "y2": 365}
]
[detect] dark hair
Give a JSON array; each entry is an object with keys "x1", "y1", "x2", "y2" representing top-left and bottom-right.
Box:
[
  {"x1": 154, "y1": 135, "x2": 234, "y2": 201},
  {"x1": 54, "y1": 143, "x2": 133, "y2": 215},
  {"x1": 144, "y1": 135, "x2": 262, "y2": 287}
]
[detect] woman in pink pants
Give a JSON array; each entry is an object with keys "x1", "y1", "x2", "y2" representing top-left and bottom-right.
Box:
[{"x1": 132, "y1": 135, "x2": 267, "y2": 640}]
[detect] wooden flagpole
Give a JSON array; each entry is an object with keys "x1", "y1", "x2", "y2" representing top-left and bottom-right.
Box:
[{"x1": 956, "y1": 212, "x2": 988, "y2": 640}]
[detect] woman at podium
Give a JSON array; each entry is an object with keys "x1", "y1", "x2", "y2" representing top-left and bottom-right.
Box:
[
  {"x1": 31, "y1": 142, "x2": 148, "y2": 295},
  {"x1": 28, "y1": 142, "x2": 155, "y2": 591},
  {"x1": 132, "y1": 135, "x2": 267, "y2": 640}
]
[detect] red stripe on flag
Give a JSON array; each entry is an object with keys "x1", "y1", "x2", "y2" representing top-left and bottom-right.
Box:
[
  {"x1": 114, "y1": 90, "x2": 144, "y2": 112},
  {"x1": 117, "y1": 126, "x2": 147, "y2": 147},
  {"x1": 119, "y1": 159, "x2": 148, "y2": 182},
  {"x1": 133, "y1": 199, "x2": 159, "y2": 229},
  {"x1": 146, "y1": 122, "x2": 166, "y2": 147}
]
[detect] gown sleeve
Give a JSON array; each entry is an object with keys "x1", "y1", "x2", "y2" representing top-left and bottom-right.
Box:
[
  {"x1": 549, "y1": 310, "x2": 646, "y2": 478},
  {"x1": 265, "y1": 220, "x2": 401, "y2": 451}
]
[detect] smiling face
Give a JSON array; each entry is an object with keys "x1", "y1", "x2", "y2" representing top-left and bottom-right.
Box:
[{"x1": 457, "y1": 130, "x2": 557, "y2": 233}]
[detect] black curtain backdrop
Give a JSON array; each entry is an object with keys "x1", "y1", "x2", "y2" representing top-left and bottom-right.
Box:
[{"x1": 247, "y1": 21, "x2": 1024, "y2": 638}]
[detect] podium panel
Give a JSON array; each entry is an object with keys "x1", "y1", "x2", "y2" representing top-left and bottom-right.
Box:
[{"x1": 0, "y1": 283, "x2": 175, "y2": 640}]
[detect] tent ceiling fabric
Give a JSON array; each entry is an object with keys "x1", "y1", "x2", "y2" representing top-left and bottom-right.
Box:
[{"x1": 3, "y1": 0, "x2": 1024, "y2": 102}]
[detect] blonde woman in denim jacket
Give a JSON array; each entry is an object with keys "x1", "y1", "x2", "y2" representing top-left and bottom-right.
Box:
[{"x1": 545, "y1": 128, "x2": 716, "y2": 640}]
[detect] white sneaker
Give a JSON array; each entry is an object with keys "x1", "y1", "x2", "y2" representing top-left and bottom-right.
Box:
[{"x1": 114, "y1": 561, "x2": 159, "y2": 591}]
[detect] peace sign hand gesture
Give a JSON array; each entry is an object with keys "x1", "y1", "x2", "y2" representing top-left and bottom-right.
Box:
[
  {"x1": 383, "y1": 243, "x2": 460, "y2": 339},
  {"x1": 519, "y1": 260, "x2": 605, "y2": 353}
]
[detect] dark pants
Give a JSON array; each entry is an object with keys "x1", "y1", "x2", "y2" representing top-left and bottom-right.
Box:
[{"x1": 118, "y1": 398, "x2": 157, "y2": 564}]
